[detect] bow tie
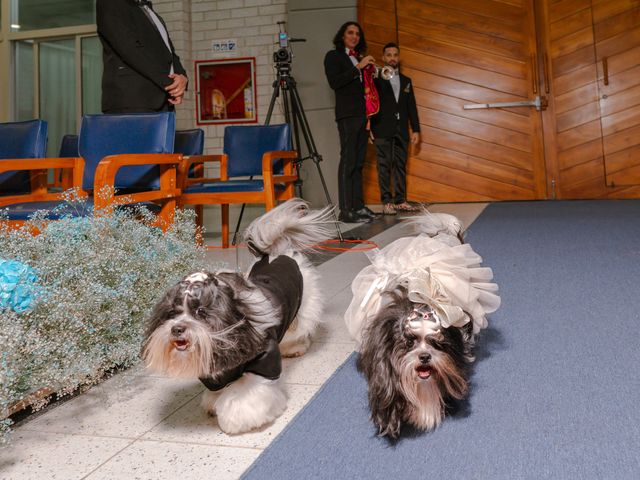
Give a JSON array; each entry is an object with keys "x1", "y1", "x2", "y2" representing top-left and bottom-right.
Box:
[
  {"x1": 348, "y1": 49, "x2": 358, "y2": 58},
  {"x1": 136, "y1": 0, "x2": 153, "y2": 7}
]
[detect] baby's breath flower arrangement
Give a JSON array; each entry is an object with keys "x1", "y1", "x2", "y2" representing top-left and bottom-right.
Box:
[{"x1": 0, "y1": 196, "x2": 204, "y2": 443}]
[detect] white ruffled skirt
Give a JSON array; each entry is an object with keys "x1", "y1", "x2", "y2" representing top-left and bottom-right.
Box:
[{"x1": 344, "y1": 233, "x2": 501, "y2": 346}]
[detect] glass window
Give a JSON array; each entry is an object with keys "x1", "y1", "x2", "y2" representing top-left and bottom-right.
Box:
[
  {"x1": 14, "y1": 40, "x2": 35, "y2": 121},
  {"x1": 81, "y1": 36, "x2": 102, "y2": 115},
  {"x1": 39, "y1": 38, "x2": 76, "y2": 157},
  {"x1": 11, "y1": 0, "x2": 96, "y2": 32}
]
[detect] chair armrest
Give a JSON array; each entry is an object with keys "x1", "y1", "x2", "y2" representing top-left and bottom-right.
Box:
[
  {"x1": 178, "y1": 154, "x2": 228, "y2": 188},
  {"x1": 0, "y1": 157, "x2": 83, "y2": 174},
  {"x1": 261, "y1": 150, "x2": 298, "y2": 176},
  {"x1": 93, "y1": 153, "x2": 182, "y2": 211},
  {"x1": 0, "y1": 157, "x2": 85, "y2": 204},
  {"x1": 94, "y1": 153, "x2": 181, "y2": 189}
]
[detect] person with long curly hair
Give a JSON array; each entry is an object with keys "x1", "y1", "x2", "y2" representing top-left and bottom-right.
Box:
[{"x1": 324, "y1": 21, "x2": 377, "y2": 223}]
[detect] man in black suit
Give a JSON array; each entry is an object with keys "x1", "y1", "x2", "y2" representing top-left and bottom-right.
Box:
[
  {"x1": 324, "y1": 21, "x2": 377, "y2": 223},
  {"x1": 96, "y1": 0, "x2": 188, "y2": 113},
  {"x1": 370, "y1": 43, "x2": 421, "y2": 215}
]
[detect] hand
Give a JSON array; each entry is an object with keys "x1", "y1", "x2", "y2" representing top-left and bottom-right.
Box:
[
  {"x1": 356, "y1": 55, "x2": 375, "y2": 70},
  {"x1": 411, "y1": 132, "x2": 420, "y2": 145},
  {"x1": 165, "y1": 73, "x2": 188, "y2": 99},
  {"x1": 168, "y1": 94, "x2": 184, "y2": 106}
]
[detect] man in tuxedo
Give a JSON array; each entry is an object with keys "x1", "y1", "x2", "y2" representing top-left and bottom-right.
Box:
[
  {"x1": 96, "y1": 0, "x2": 188, "y2": 113},
  {"x1": 324, "y1": 21, "x2": 377, "y2": 223},
  {"x1": 370, "y1": 43, "x2": 421, "y2": 215}
]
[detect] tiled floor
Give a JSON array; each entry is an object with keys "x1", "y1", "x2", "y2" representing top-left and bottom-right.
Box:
[{"x1": 0, "y1": 203, "x2": 487, "y2": 480}]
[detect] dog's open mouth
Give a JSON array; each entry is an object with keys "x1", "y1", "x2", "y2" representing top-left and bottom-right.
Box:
[
  {"x1": 172, "y1": 339, "x2": 190, "y2": 351},
  {"x1": 416, "y1": 365, "x2": 432, "y2": 379}
]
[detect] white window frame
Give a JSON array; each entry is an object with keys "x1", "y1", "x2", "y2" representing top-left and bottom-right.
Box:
[{"x1": 0, "y1": 0, "x2": 97, "y2": 122}]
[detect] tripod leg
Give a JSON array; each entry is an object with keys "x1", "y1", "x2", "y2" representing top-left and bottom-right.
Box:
[
  {"x1": 289, "y1": 82, "x2": 345, "y2": 242},
  {"x1": 231, "y1": 81, "x2": 285, "y2": 246},
  {"x1": 286, "y1": 89, "x2": 304, "y2": 198},
  {"x1": 265, "y1": 79, "x2": 281, "y2": 125}
]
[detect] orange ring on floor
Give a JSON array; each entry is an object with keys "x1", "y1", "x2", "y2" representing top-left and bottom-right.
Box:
[
  {"x1": 204, "y1": 242, "x2": 248, "y2": 250},
  {"x1": 313, "y1": 239, "x2": 379, "y2": 252}
]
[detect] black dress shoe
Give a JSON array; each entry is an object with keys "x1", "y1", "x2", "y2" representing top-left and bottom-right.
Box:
[
  {"x1": 339, "y1": 210, "x2": 371, "y2": 223},
  {"x1": 362, "y1": 206, "x2": 379, "y2": 217},
  {"x1": 354, "y1": 207, "x2": 376, "y2": 219}
]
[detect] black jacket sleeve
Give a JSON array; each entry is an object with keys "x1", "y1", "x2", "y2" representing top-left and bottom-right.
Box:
[
  {"x1": 407, "y1": 80, "x2": 420, "y2": 133},
  {"x1": 160, "y1": 14, "x2": 187, "y2": 78},
  {"x1": 96, "y1": 0, "x2": 175, "y2": 90},
  {"x1": 324, "y1": 50, "x2": 361, "y2": 91},
  {"x1": 169, "y1": 40, "x2": 187, "y2": 77}
]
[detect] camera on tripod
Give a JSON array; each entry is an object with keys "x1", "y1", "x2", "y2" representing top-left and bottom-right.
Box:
[
  {"x1": 274, "y1": 21, "x2": 293, "y2": 65},
  {"x1": 273, "y1": 21, "x2": 303, "y2": 66}
]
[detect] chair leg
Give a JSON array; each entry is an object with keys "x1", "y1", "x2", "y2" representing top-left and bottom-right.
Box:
[
  {"x1": 193, "y1": 205, "x2": 204, "y2": 246},
  {"x1": 159, "y1": 200, "x2": 176, "y2": 232},
  {"x1": 221, "y1": 204, "x2": 229, "y2": 248},
  {"x1": 195, "y1": 205, "x2": 204, "y2": 232},
  {"x1": 265, "y1": 191, "x2": 276, "y2": 211}
]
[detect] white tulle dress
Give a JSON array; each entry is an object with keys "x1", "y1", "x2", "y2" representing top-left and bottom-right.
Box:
[{"x1": 344, "y1": 216, "x2": 501, "y2": 346}]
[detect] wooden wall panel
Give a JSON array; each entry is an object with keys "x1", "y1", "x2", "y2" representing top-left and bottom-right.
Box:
[
  {"x1": 543, "y1": 0, "x2": 640, "y2": 197},
  {"x1": 360, "y1": 0, "x2": 546, "y2": 203},
  {"x1": 593, "y1": 0, "x2": 640, "y2": 188},
  {"x1": 359, "y1": 0, "x2": 640, "y2": 202}
]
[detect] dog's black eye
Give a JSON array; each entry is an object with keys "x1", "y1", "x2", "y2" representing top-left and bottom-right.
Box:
[
  {"x1": 405, "y1": 336, "x2": 415, "y2": 348},
  {"x1": 195, "y1": 307, "x2": 207, "y2": 318}
]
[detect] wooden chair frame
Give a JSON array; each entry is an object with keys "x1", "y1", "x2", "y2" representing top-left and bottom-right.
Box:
[
  {"x1": 177, "y1": 150, "x2": 298, "y2": 247},
  {"x1": 0, "y1": 153, "x2": 181, "y2": 231}
]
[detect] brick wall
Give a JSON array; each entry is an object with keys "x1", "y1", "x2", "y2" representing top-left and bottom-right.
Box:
[{"x1": 155, "y1": 0, "x2": 287, "y2": 154}]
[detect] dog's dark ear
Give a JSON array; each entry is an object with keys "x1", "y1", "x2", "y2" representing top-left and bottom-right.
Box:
[
  {"x1": 358, "y1": 311, "x2": 407, "y2": 439},
  {"x1": 144, "y1": 282, "x2": 183, "y2": 341}
]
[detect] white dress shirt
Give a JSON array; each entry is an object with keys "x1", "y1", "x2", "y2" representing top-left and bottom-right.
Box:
[
  {"x1": 389, "y1": 70, "x2": 400, "y2": 102},
  {"x1": 345, "y1": 48, "x2": 362, "y2": 81}
]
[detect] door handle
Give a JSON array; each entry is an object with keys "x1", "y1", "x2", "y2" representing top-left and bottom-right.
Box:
[
  {"x1": 463, "y1": 95, "x2": 548, "y2": 111},
  {"x1": 602, "y1": 57, "x2": 609, "y2": 86}
]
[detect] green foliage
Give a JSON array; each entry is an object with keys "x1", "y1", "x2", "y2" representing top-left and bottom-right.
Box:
[{"x1": 0, "y1": 200, "x2": 204, "y2": 444}]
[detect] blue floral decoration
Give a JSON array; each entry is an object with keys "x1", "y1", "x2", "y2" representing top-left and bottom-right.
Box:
[{"x1": 0, "y1": 258, "x2": 40, "y2": 313}]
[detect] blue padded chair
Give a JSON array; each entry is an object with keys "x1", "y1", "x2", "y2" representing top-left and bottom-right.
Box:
[
  {"x1": 174, "y1": 128, "x2": 206, "y2": 228},
  {"x1": 0, "y1": 120, "x2": 48, "y2": 197},
  {"x1": 178, "y1": 124, "x2": 298, "y2": 247},
  {"x1": 175, "y1": 129, "x2": 204, "y2": 157},
  {"x1": 59, "y1": 134, "x2": 79, "y2": 157},
  {"x1": 1, "y1": 112, "x2": 181, "y2": 231}
]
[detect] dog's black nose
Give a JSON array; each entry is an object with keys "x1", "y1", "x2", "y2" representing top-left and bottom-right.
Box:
[
  {"x1": 419, "y1": 353, "x2": 431, "y2": 364},
  {"x1": 171, "y1": 325, "x2": 186, "y2": 337}
]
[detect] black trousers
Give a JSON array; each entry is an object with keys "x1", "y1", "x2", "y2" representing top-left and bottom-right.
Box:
[
  {"x1": 374, "y1": 135, "x2": 408, "y2": 204},
  {"x1": 337, "y1": 116, "x2": 368, "y2": 213}
]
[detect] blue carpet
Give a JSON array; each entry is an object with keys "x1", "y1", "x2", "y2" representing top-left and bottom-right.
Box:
[{"x1": 243, "y1": 200, "x2": 640, "y2": 480}]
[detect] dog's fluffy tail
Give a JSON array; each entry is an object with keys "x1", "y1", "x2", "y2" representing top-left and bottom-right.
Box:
[
  {"x1": 243, "y1": 198, "x2": 334, "y2": 256},
  {"x1": 408, "y1": 211, "x2": 464, "y2": 244}
]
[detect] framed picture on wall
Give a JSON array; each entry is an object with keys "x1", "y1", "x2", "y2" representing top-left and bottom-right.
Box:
[{"x1": 195, "y1": 57, "x2": 258, "y2": 125}]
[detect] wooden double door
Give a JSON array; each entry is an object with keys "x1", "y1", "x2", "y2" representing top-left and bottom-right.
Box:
[{"x1": 360, "y1": 0, "x2": 640, "y2": 202}]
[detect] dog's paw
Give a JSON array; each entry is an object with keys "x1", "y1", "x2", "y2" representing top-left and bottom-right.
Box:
[
  {"x1": 280, "y1": 335, "x2": 311, "y2": 357},
  {"x1": 215, "y1": 375, "x2": 288, "y2": 434},
  {"x1": 200, "y1": 390, "x2": 219, "y2": 417},
  {"x1": 217, "y1": 399, "x2": 287, "y2": 434}
]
